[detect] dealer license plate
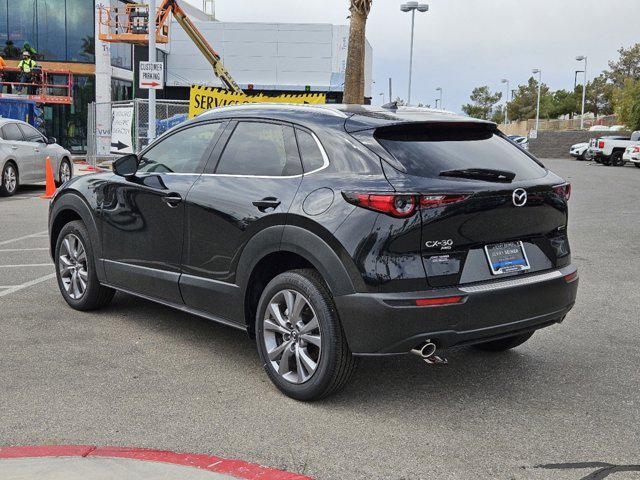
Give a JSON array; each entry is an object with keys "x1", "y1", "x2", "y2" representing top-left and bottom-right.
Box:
[{"x1": 484, "y1": 241, "x2": 530, "y2": 275}]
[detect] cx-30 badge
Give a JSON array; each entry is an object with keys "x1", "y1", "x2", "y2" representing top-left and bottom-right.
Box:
[{"x1": 512, "y1": 188, "x2": 527, "y2": 207}]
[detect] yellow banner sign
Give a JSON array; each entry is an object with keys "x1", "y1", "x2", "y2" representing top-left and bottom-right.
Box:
[{"x1": 189, "y1": 85, "x2": 326, "y2": 118}]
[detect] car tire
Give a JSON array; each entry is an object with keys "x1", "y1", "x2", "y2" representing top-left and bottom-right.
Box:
[
  {"x1": 610, "y1": 151, "x2": 624, "y2": 166},
  {"x1": 55, "y1": 220, "x2": 115, "y2": 311},
  {"x1": 634, "y1": 162, "x2": 640, "y2": 169},
  {"x1": 472, "y1": 331, "x2": 535, "y2": 352},
  {"x1": 0, "y1": 161, "x2": 18, "y2": 197},
  {"x1": 56, "y1": 158, "x2": 72, "y2": 187},
  {"x1": 255, "y1": 269, "x2": 357, "y2": 401}
]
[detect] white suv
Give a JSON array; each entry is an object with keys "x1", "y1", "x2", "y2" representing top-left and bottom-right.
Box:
[{"x1": 0, "y1": 119, "x2": 72, "y2": 196}]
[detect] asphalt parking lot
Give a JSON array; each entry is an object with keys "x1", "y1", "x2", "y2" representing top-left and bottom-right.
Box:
[{"x1": 1, "y1": 159, "x2": 639, "y2": 480}]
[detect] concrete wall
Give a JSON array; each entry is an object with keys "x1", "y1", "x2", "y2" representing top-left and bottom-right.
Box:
[
  {"x1": 528, "y1": 130, "x2": 630, "y2": 158},
  {"x1": 166, "y1": 20, "x2": 373, "y2": 97}
]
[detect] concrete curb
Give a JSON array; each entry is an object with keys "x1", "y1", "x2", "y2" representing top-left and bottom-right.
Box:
[{"x1": 0, "y1": 445, "x2": 313, "y2": 480}]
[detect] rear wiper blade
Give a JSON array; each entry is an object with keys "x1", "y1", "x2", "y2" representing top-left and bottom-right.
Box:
[{"x1": 439, "y1": 168, "x2": 516, "y2": 183}]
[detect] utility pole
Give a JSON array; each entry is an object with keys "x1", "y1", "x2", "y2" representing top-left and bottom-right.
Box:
[
  {"x1": 401, "y1": 2, "x2": 428, "y2": 105},
  {"x1": 148, "y1": 0, "x2": 157, "y2": 142},
  {"x1": 532, "y1": 68, "x2": 542, "y2": 134},
  {"x1": 388, "y1": 77, "x2": 392, "y2": 104},
  {"x1": 576, "y1": 56, "x2": 588, "y2": 129},
  {"x1": 501, "y1": 79, "x2": 510, "y2": 125}
]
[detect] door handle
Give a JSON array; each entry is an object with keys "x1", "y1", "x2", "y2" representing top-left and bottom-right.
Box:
[
  {"x1": 11, "y1": 146, "x2": 18, "y2": 150},
  {"x1": 162, "y1": 193, "x2": 183, "y2": 208},
  {"x1": 252, "y1": 197, "x2": 281, "y2": 211}
]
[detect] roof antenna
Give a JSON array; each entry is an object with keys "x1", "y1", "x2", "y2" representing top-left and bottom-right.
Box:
[{"x1": 382, "y1": 101, "x2": 398, "y2": 110}]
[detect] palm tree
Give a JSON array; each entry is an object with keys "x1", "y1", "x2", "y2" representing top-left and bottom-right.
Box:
[{"x1": 343, "y1": 0, "x2": 371, "y2": 104}]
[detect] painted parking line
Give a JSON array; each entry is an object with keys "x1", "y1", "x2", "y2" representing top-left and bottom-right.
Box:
[
  {"x1": 0, "y1": 230, "x2": 48, "y2": 246},
  {"x1": 0, "y1": 273, "x2": 57, "y2": 297},
  {"x1": 0, "y1": 248, "x2": 49, "y2": 252},
  {"x1": 0, "y1": 263, "x2": 53, "y2": 268}
]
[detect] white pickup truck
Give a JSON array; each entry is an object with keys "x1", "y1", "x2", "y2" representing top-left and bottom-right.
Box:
[{"x1": 590, "y1": 131, "x2": 640, "y2": 166}]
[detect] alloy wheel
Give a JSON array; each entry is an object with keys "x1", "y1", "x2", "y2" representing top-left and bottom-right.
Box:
[
  {"x1": 4, "y1": 165, "x2": 17, "y2": 193},
  {"x1": 262, "y1": 289, "x2": 322, "y2": 384},
  {"x1": 58, "y1": 234, "x2": 88, "y2": 300},
  {"x1": 60, "y1": 161, "x2": 71, "y2": 183}
]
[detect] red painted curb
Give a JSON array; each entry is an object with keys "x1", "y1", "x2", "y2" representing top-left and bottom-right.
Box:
[{"x1": 0, "y1": 445, "x2": 312, "y2": 480}]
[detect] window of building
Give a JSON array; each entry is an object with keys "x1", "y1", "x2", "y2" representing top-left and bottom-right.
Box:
[
  {"x1": 0, "y1": 0, "x2": 94, "y2": 63},
  {"x1": 42, "y1": 74, "x2": 95, "y2": 154},
  {"x1": 112, "y1": 79, "x2": 133, "y2": 101},
  {"x1": 138, "y1": 123, "x2": 221, "y2": 174},
  {"x1": 216, "y1": 122, "x2": 302, "y2": 177}
]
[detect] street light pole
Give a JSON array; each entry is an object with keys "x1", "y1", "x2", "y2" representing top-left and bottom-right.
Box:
[
  {"x1": 401, "y1": 2, "x2": 428, "y2": 106},
  {"x1": 576, "y1": 56, "x2": 588, "y2": 130},
  {"x1": 532, "y1": 68, "x2": 542, "y2": 134},
  {"x1": 148, "y1": 0, "x2": 157, "y2": 142},
  {"x1": 501, "y1": 78, "x2": 510, "y2": 125},
  {"x1": 435, "y1": 87, "x2": 442, "y2": 109}
]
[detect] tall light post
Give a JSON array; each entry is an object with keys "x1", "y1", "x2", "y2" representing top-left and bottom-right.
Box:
[
  {"x1": 435, "y1": 87, "x2": 443, "y2": 109},
  {"x1": 401, "y1": 2, "x2": 428, "y2": 106},
  {"x1": 576, "y1": 55, "x2": 588, "y2": 129},
  {"x1": 148, "y1": 0, "x2": 157, "y2": 142},
  {"x1": 501, "y1": 78, "x2": 510, "y2": 125},
  {"x1": 532, "y1": 68, "x2": 542, "y2": 134},
  {"x1": 379, "y1": 92, "x2": 385, "y2": 104}
]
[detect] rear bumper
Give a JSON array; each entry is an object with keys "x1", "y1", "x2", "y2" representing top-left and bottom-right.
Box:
[{"x1": 334, "y1": 265, "x2": 578, "y2": 355}]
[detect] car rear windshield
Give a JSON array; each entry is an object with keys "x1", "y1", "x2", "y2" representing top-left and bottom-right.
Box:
[{"x1": 375, "y1": 125, "x2": 547, "y2": 180}]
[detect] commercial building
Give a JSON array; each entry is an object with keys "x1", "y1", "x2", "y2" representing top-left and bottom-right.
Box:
[{"x1": 0, "y1": 1, "x2": 372, "y2": 155}]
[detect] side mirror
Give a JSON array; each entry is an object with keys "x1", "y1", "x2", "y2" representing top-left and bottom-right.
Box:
[
  {"x1": 46, "y1": 137, "x2": 57, "y2": 145},
  {"x1": 113, "y1": 154, "x2": 138, "y2": 178}
]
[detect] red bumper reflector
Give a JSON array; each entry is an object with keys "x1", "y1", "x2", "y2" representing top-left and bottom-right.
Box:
[
  {"x1": 415, "y1": 296, "x2": 465, "y2": 307},
  {"x1": 564, "y1": 271, "x2": 578, "y2": 283}
]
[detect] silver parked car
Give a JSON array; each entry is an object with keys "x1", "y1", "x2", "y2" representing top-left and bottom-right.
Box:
[{"x1": 0, "y1": 119, "x2": 72, "y2": 196}]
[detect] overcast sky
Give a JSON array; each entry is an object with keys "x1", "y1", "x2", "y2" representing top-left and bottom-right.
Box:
[{"x1": 183, "y1": 0, "x2": 640, "y2": 113}]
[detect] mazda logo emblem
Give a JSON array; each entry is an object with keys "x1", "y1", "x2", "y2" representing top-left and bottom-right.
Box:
[{"x1": 512, "y1": 188, "x2": 527, "y2": 207}]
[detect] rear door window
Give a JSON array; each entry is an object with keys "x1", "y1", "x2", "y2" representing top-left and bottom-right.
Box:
[
  {"x1": 2, "y1": 123, "x2": 24, "y2": 142},
  {"x1": 376, "y1": 126, "x2": 547, "y2": 180},
  {"x1": 216, "y1": 122, "x2": 302, "y2": 176}
]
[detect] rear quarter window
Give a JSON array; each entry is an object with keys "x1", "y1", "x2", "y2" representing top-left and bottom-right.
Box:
[{"x1": 376, "y1": 125, "x2": 547, "y2": 180}]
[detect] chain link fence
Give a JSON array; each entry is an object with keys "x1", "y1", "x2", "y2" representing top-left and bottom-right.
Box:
[{"x1": 87, "y1": 99, "x2": 190, "y2": 167}]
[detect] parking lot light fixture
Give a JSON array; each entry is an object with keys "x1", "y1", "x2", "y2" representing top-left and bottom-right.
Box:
[
  {"x1": 576, "y1": 56, "x2": 588, "y2": 130},
  {"x1": 501, "y1": 79, "x2": 510, "y2": 125},
  {"x1": 435, "y1": 87, "x2": 443, "y2": 109},
  {"x1": 532, "y1": 68, "x2": 542, "y2": 134},
  {"x1": 401, "y1": 2, "x2": 429, "y2": 105}
]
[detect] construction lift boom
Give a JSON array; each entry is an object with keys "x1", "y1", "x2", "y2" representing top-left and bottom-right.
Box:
[{"x1": 98, "y1": 0, "x2": 243, "y2": 94}]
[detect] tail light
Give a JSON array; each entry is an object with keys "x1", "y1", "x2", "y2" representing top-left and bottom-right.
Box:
[
  {"x1": 415, "y1": 295, "x2": 465, "y2": 307},
  {"x1": 633, "y1": 146, "x2": 640, "y2": 153},
  {"x1": 419, "y1": 194, "x2": 469, "y2": 208},
  {"x1": 598, "y1": 141, "x2": 605, "y2": 149},
  {"x1": 553, "y1": 183, "x2": 571, "y2": 201},
  {"x1": 343, "y1": 192, "x2": 468, "y2": 218},
  {"x1": 564, "y1": 271, "x2": 578, "y2": 283}
]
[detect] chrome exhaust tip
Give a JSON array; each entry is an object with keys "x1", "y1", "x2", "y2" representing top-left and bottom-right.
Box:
[
  {"x1": 411, "y1": 340, "x2": 437, "y2": 359},
  {"x1": 411, "y1": 340, "x2": 447, "y2": 365}
]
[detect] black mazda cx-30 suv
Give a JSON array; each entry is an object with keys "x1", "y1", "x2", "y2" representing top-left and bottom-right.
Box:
[{"x1": 49, "y1": 104, "x2": 578, "y2": 400}]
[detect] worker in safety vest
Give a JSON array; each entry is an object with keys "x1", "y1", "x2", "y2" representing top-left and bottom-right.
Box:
[{"x1": 17, "y1": 51, "x2": 37, "y2": 94}]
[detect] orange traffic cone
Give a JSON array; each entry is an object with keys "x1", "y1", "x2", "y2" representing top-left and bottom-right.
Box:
[{"x1": 40, "y1": 156, "x2": 56, "y2": 199}]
